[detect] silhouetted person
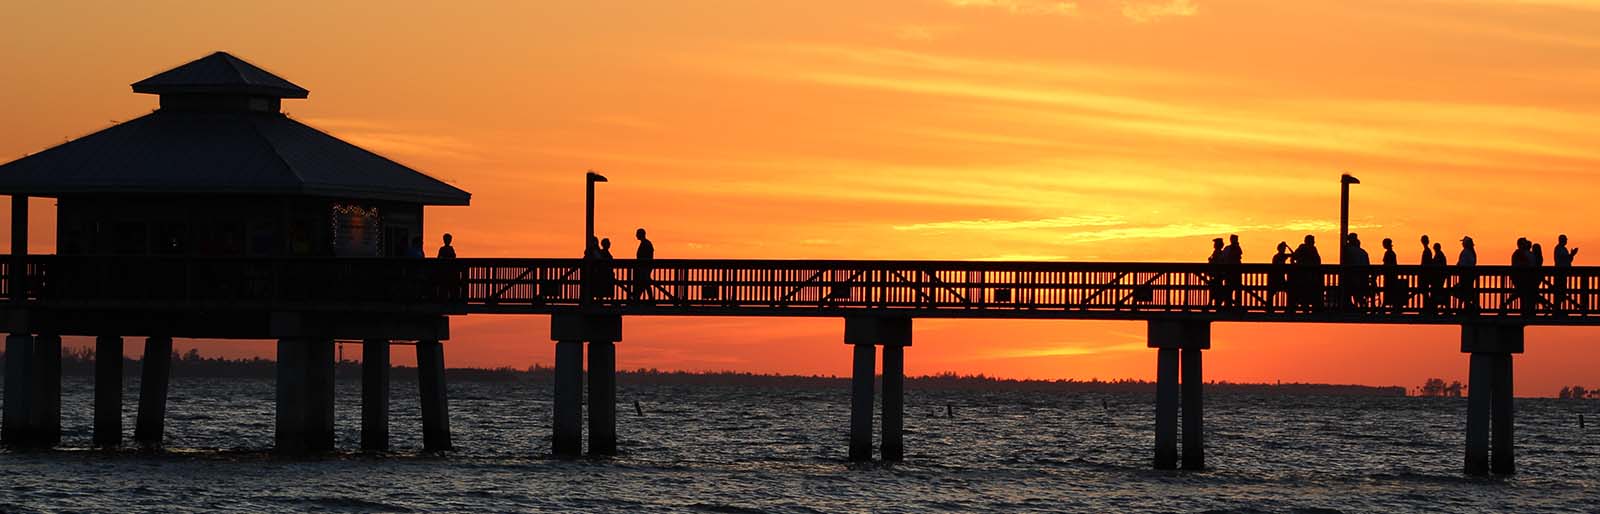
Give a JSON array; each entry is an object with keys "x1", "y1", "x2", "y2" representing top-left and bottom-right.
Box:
[
  {"x1": 1511, "y1": 237, "x2": 1535, "y2": 315},
  {"x1": 596, "y1": 237, "x2": 616, "y2": 299},
  {"x1": 1291, "y1": 235, "x2": 1321, "y2": 312},
  {"x1": 1429, "y1": 242, "x2": 1447, "y2": 313},
  {"x1": 1207, "y1": 238, "x2": 1226, "y2": 307},
  {"x1": 1269, "y1": 241, "x2": 1291, "y2": 313},
  {"x1": 632, "y1": 228, "x2": 655, "y2": 302},
  {"x1": 1420, "y1": 235, "x2": 1437, "y2": 314},
  {"x1": 1458, "y1": 237, "x2": 1479, "y2": 313},
  {"x1": 1343, "y1": 233, "x2": 1372, "y2": 310},
  {"x1": 1223, "y1": 234, "x2": 1243, "y2": 307},
  {"x1": 1382, "y1": 237, "x2": 1405, "y2": 314},
  {"x1": 435, "y1": 233, "x2": 460, "y2": 302},
  {"x1": 1554, "y1": 234, "x2": 1578, "y2": 314},
  {"x1": 437, "y1": 233, "x2": 456, "y2": 259}
]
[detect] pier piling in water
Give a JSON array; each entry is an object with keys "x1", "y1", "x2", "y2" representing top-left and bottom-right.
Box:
[
  {"x1": 1462, "y1": 323, "x2": 1521, "y2": 476},
  {"x1": 417, "y1": 340, "x2": 452, "y2": 452},
  {"x1": 1150, "y1": 320, "x2": 1210, "y2": 470},
  {"x1": 94, "y1": 335, "x2": 124, "y2": 447},
  {"x1": 552, "y1": 340, "x2": 583, "y2": 458},
  {"x1": 844, "y1": 316, "x2": 909, "y2": 462},
  {"x1": 306, "y1": 339, "x2": 336, "y2": 452},
  {"x1": 588, "y1": 340, "x2": 618, "y2": 456},
  {"x1": 275, "y1": 338, "x2": 308, "y2": 454},
  {"x1": 135, "y1": 336, "x2": 173, "y2": 449},
  {"x1": 848, "y1": 342, "x2": 876, "y2": 462},
  {"x1": 30, "y1": 335, "x2": 62, "y2": 448},
  {"x1": 362, "y1": 339, "x2": 391, "y2": 451},
  {"x1": 3, "y1": 334, "x2": 35, "y2": 446}
]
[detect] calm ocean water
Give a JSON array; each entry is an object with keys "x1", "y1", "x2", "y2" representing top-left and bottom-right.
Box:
[{"x1": 1, "y1": 377, "x2": 1596, "y2": 513}]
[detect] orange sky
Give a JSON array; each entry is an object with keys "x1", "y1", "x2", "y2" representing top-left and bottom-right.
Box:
[{"x1": 3, "y1": 0, "x2": 1599, "y2": 395}]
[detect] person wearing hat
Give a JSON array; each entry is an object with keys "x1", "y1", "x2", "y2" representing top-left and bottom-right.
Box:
[
  {"x1": 1207, "y1": 237, "x2": 1226, "y2": 307},
  {"x1": 1457, "y1": 236, "x2": 1479, "y2": 313}
]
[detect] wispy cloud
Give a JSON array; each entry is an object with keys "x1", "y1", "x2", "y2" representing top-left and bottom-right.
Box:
[
  {"x1": 945, "y1": 0, "x2": 1081, "y2": 16},
  {"x1": 894, "y1": 214, "x2": 1125, "y2": 231},
  {"x1": 1121, "y1": 0, "x2": 1199, "y2": 22},
  {"x1": 300, "y1": 117, "x2": 483, "y2": 161}
]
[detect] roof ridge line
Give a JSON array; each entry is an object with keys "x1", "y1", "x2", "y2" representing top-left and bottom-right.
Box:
[
  {"x1": 219, "y1": 52, "x2": 251, "y2": 86},
  {"x1": 247, "y1": 114, "x2": 307, "y2": 191}
]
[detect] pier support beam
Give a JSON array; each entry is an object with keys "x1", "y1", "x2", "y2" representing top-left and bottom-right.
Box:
[
  {"x1": 361, "y1": 339, "x2": 390, "y2": 452},
  {"x1": 135, "y1": 336, "x2": 173, "y2": 449},
  {"x1": 94, "y1": 336, "x2": 124, "y2": 448},
  {"x1": 845, "y1": 316, "x2": 912, "y2": 462},
  {"x1": 1149, "y1": 320, "x2": 1210, "y2": 470},
  {"x1": 417, "y1": 340, "x2": 452, "y2": 452},
  {"x1": 30, "y1": 335, "x2": 61, "y2": 448},
  {"x1": 1462, "y1": 324, "x2": 1521, "y2": 475},
  {"x1": 3, "y1": 334, "x2": 34, "y2": 446},
  {"x1": 276, "y1": 338, "x2": 335, "y2": 453},
  {"x1": 551, "y1": 313, "x2": 623, "y2": 459}
]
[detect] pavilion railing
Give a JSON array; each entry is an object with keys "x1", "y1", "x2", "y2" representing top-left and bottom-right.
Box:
[{"x1": 9, "y1": 256, "x2": 1600, "y2": 321}]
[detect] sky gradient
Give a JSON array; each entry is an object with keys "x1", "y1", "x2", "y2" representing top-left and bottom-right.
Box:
[{"x1": 3, "y1": 0, "x2": 1599, "y2": 395}]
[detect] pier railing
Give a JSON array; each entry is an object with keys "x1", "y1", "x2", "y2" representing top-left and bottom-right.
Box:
[{"x1": 10, "y1": 256, "x2": 1600, "y2": 323}]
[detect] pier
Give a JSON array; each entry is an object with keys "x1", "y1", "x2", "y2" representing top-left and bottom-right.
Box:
[{"x1": 0, "y1": 51, "x2": 1573, "y2": 476}]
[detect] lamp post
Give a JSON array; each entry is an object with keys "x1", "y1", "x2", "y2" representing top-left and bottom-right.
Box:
[
  {"x1": 1339, "y1": 173, "x2": 1360, "y2": 264},
  {"x1": 586, "y1": 170, "x2": 608, "y2": 254}
]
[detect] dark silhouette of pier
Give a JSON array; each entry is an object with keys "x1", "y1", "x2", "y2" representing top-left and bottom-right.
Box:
[{"x1": 0, "y1": 51, "x2": 1558, "y2": 477}]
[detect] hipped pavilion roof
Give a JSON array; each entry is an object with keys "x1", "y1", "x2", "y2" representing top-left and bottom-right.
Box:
[{"x1": 0, "y1": 52, "x2": 470, "y2": 206}]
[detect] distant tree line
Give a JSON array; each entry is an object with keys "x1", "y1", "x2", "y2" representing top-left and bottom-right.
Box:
[
  {"x1": 1558, "y1": 386, "x2": 1600, "y2": 400},
  {"x1": 1418, "y1": 378, "x2": 1465, "y2": 397}
]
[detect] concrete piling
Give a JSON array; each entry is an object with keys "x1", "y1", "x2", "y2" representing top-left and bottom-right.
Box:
[
  {"x1": 881, "y1": 342, "x2": 905, "y2": 462},
  {"x1": 30, "y1": 335, "x2": 61, "y2": 447},
  {"x1": 417, "y1": 340, "x2": 452, "y2": 452},
  {"x1": 94, "y1": 335, "x2": 124, "y2": 447},
  {"x1": 361, "y1": 339, "x2": 391, "y2": 452},
  {"x1": 305, "y1": 338, "x2": 336, "y2": 452},
  {"x1": 848, "y1": 342, "x2": 876, "y2": 462},
  {"x1": 1181, "y1": 346, "x2": 1204, "y2": 470},
  {"x1": 588, "y1": 340, "x2": 617, "y2": 456},
  {"x1": 1462, "y1": 323, "x2": 1522, "y2": 476},
  {"x1": 1154, "y1": 347, "x2": 1180, "y2": 470},
  {"x1": 134, "y1": 336, "x2": 173, "y2": 448},
  {"x1": 552, "y1": 339, "x2": 584, "y2": 458},
  {"x1": 275, "y1": 338, "x2": 308, "y2": 454},
  {"x1": 2, "y1": 334, "x2": 34, "y2": 446}
]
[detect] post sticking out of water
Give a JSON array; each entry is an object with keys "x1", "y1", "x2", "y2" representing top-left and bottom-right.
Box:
[
  {"x1": 30, "y1": 335, "x2": 62, "y2": 448},
  {"x1": 417, "y1": 340, "x2": 452, "y2": 452},
  {"x1": 362, "y1": 339, "x2": 391, "y2": 452},
  {"x1": 634, "y1": 400, "x2": 644, "y2": 417},
  {"x1": 1461, "y1": 323, "x2": 1522, "y2": 476}
]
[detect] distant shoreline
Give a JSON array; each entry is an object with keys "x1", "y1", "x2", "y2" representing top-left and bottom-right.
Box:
[{"x1": 7, "y1": 349, "x2": 1414, "y2": 396}]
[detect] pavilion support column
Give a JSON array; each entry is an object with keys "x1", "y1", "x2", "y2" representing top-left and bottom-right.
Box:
[
  {"x1": 551, "y1": 313, "x2": 623, "y2": 459},
  {"x1": 276, "y1": 338, "x2": 309, "y2": 454},
  {"x1": 587, "y1": 340, "x2": 618, "y2": 456},
  {"x1": 30, "y1": 335, "x2": 61, "y2": 448},
  {"x1": 1150, "y1": 320, "x2": 1209, "y2": 471},
  {"x1": 304, "y1": 338, "x2": 336, "y2": 453},
  {"x1": 417, "y1": 340, "x2": 452, "y2": 452},
  {"x1": 134, "y1": 336, "x2": 173, "y2": 449},
  {"x1": 94, "y1": 336, "x2": 124, "y2": 448},
  {"x1": 10, "y1": 195, "x2": 28, "y2": 304},
  {"x1": 361, "y1": 339, "x2": 390, "y2": 452},
  {"x1": 2, "y1": 334, "x2": 35, "y2": 447},
  {"x1": 1462, "y1": 324, "x2": 1522, "y2": 476}
]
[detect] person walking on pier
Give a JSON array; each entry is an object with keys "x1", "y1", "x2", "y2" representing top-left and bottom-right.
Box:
[
  {"x1": 1342, "y1": 233, "x2": 1372, "y2": 310},
  {"x1": 1420, "y1": 235, "x2": 1436, "y2": 314},
  {"x1": 1292, "y1": 235, "x2": 1321, "y2": 312},
  {"x1": 1511, "y1": 238, "x2": 1536, "y2": 315},
  {"x1": 1223, "y1": 235, "x2": 1244, "y2": 308},
  {"x1": 1554, "y1": 234, "x2": 1579, "y2": 314},
  {"x1": 1382, "y1": 237, "x2": 1405, "y2": 314},
  {"x1": 1269, "y1": 241, "x2": 1291, "y2": 313},
  {"x1": 1208, "y1": 238, "x2": 1226, "y2": 307},
  {"x1": 632, "y1": 228, "x2": 656, "y2": 302},
  {"x1": 1457, "y1": 236, "x2": 1479, "y2": 313},
  {"x1": 1428, "y1": 241, "x2": 1447, "y2": 314}
]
